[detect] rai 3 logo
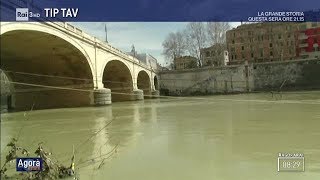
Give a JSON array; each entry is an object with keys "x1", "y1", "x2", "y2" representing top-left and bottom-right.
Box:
[{"x1": 16, "y1": 8, "x2": 40, "y2": 21}]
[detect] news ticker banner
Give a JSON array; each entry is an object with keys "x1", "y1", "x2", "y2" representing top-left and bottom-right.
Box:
[
  {"x1": 15, "y1": 153, "x2": 305, "y2": 173},
  {"x1": 1, "y1": 0, "x2": 320, "y2": 22}
]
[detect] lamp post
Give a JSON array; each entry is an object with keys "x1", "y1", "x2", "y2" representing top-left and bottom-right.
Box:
[{"x1": 105, "y1": 24, "x2": 108, "y2": 43}]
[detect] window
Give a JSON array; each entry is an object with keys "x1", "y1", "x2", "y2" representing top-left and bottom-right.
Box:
[
  {"x1": 235, "y1": 55, "x2": 237, "y2": 59},
  {"x1": 232, "y1": 40, "x2": 235, "y2": 44},
  {"x1": 242, "y1": 46, "x2": 244, "y2": 50},
  {"x1": 251, "y1": 53, "x2": 254, "y2": 58},
  {"x1": 270, "y1": 51, "x2": 273, "y2": 56},
  {"x1": 312, "y1": 22, "x2": 317, "y2": 27},
  {"x1": 242, "y1": 53, "x2": 245, "y2": 59},
  {"x1": 278, "y1": 34, "x2": 282, "y2": 39},
  {"x1": 231, "y1": 55, "x2": 234, "y2": 60},
  {"x1": 270, "y1": 43, "x2": 273, "y2": 47},
  {"x1": 300, "y1": 24, "x2": 307, "y2": 30},
  {"x1": 206, "y1": 51, "x2": 210, "y2": 57}
]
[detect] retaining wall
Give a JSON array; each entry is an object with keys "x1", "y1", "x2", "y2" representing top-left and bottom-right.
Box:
[{"x1": 159, "y1": 59, "x2": 320, "y2": 96}]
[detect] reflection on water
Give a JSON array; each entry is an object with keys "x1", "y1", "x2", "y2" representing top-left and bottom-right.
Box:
[{"x1": 1, "y1": 91, "x2": 320, "y2": 180}]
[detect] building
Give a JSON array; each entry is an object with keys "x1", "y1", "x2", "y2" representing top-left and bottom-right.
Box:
[
  {"x1": 296, "y1": 24, "x2": 320, "y2": 59},
  {"x1": 127, "y1": 46, "x2": 158, "y2": 70},
  {"x1": 136, "y1": 53, "x2": 158, "y2": 70},
  {"x1": 226, "y1": 22, "x2": 300, "y2": 65},
  {"x1": 200, "y1": 44, "x2": 229, "y2": 66},
  {"x1": 174, "y1": 56, "x2": 198, "y2": 70}
]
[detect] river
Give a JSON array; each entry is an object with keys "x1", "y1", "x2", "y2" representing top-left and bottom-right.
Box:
[{"x1": 1, "y1": 91, "x2": 320, "y2": 180}]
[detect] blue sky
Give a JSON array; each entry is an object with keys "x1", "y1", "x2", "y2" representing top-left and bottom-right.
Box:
[{"x1": 71, "y1": 22, "x2": 240, "y2": 66}]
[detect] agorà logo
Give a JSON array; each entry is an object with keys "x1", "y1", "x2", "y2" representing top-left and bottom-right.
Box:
[
  {"x1": 16, "y1": 8, "x2": 40, "y2": 21},
  {"x1": 16, "y1": 158, "x2": 42, "y2": 172}
]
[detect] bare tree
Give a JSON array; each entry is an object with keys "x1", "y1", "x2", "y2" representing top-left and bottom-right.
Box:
[
  {"x1": 207, "y1": 22, "x2": 230, "y2": 45},
  {"x1": 162, "y1": 31, "x2": 186, "y2": 65},
  {"x1": 205, "y1": 22, "x2": 231, "y2": 66},
  {"x1": 184, "y1": 22, "x2": 208, "y2": 66}
]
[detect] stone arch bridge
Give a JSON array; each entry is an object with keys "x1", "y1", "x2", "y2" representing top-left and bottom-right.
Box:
[{"x1": 0, "y1": 22, "x2": 159, "y2": 111}]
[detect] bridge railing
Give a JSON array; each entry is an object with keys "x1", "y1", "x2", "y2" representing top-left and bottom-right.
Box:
[{"x1": 50, "y1": 22, "x2": 154, "y2": 71}]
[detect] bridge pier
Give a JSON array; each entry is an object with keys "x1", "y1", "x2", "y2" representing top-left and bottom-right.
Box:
[
  {"x1": 151, "y1": 90, "x2": 160, "y2": 98},
  {"x1": 93, "y1": 88, "x2": 112, "y2": 106},
  {"x1": 133, "y1": 89, "x2": 144, "y2": 100},
  {"x1": 9, "y1": 88, "x2": 94, "y2": 111}
]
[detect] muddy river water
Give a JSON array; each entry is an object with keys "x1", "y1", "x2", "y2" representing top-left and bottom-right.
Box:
[{"x1": 1, "y1": 92, "x2": 320, "y2": 180}]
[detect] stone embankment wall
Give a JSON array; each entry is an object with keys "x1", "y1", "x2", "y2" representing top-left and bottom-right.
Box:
[
  {"x1": 159, "y1": 65, "x2": 253, "y2": 96},
  {"x1": 159, "y1": 59, "x2": 320, "y2": 96},
  {"x1": 252, "y1": 59, "x2": 320, "y2": 91}
]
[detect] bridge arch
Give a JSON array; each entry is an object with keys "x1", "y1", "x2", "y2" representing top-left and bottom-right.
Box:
[
  {"x1": 99, "y1": 58, "x2": 133, "y2": 80},
  {"x1": 0, "y1": 22, "x2": 95, "y2": 76},
  {"x1": 154, "y1": 75, "x2": 159, "y2": 90},
  {"x1": 137, "y1": 70, "x2": 151, "y2": 98},
  {"x1": 0, "y1": 23, "x2": 95, "y2": 110},
  {"x1": 102, "y1": 60, "x2": 134, "y2": 101}
]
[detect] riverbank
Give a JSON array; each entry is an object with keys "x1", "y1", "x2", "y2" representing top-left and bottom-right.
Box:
[{"x1": 159, "y1": 58, "x2": 320, "y2": 96}]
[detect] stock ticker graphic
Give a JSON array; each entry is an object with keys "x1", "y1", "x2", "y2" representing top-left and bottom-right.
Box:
[{"x1": 16, "y1": 158, "x2": 43, "y2": 172}]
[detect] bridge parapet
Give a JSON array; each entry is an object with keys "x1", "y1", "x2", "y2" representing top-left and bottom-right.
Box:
[{"x1": 48, "y1": 21, "x2": 155, "y2": 72}]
